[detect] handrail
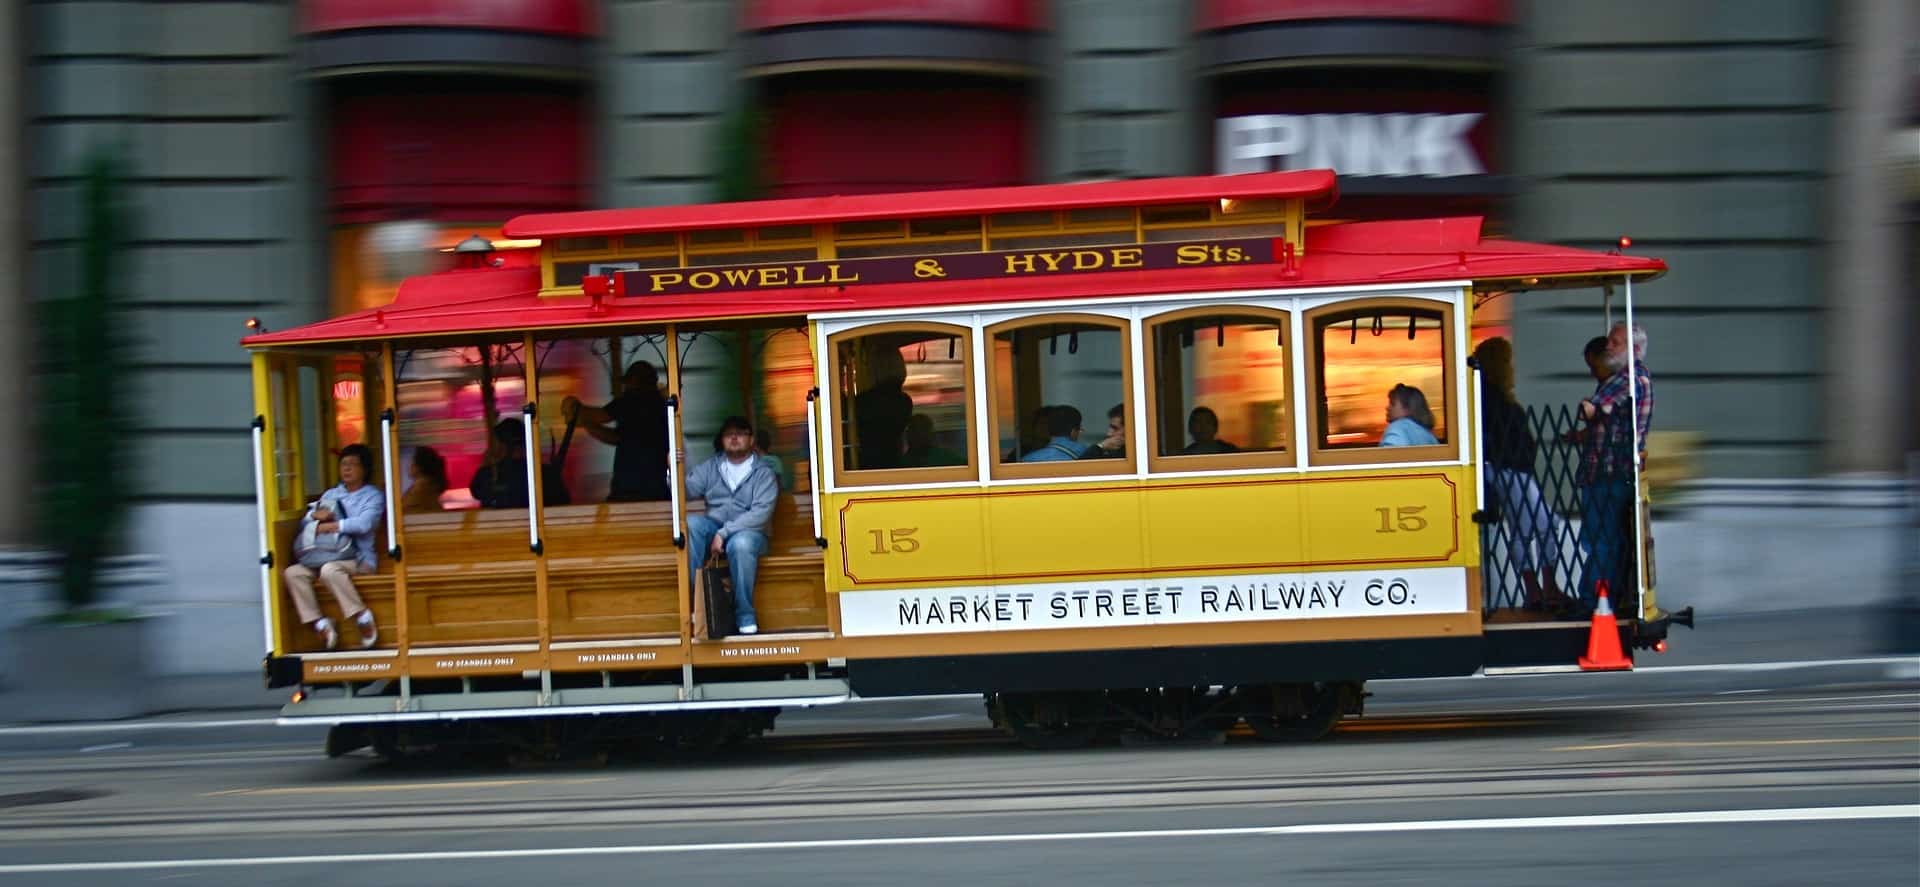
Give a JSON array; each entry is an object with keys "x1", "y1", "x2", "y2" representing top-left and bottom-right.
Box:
[
  {"x1": 665, "y1": 393, "x2": 685, "y2": 548},
  {"x1": 1470, "y1": 366, "x2": 1486, "y2": 518},
  {"x1": 1624, "y1": 275, "x2": 1648, "y2": 616},
  {"x1": 379, "y1": 408, "x2": 400, "y2": 560},
  {"x1": 521, "y1": 402, "x2": 542, "y2": 555},
  {"x1": 804, "y1": 387, "x2": 826, "y2": 547},
  {"x1": 250, "y1": 415, "x2": 274, "y2": 653}
]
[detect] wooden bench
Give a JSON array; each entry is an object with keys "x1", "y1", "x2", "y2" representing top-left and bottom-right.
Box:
[{"x1": 278, "y1": 494, "x2": 827, "y2": 654}]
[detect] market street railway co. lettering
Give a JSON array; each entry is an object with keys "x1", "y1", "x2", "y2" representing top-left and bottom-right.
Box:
[{"x1": 615, "y1": 237, "x2": 1276, "y2": 297}]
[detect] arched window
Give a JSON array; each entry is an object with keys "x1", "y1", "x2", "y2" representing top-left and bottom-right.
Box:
[
  {"x1": 984, "y1": 313, "x2": 1134, "y2": 479},
  {"x1": 827, "y1": 322, "x2": 976, "y2": 486},
  {"x1": 1304, "y1": 298, "x2": 1457, "y2": 466},
  {"x1": 1143, "y1": 306, "x2": 1293, "y2": 473}
]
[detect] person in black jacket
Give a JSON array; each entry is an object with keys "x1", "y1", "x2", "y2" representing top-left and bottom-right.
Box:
[
  {"x1": 469, "y1": 418, "x2": 571, "y2": 509},
  {"x1": 1475, "y1": 337, "x2": 1565, "y2": 612}
]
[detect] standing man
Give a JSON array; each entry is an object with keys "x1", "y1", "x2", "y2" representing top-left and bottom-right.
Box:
[
  {"x1": 284, "y1": 444, "x2": 385, "y2": 649},
  {"x1": 684, "y1": 416, "x2": 780, "y2": 635},
  {"x1": 564, "y1": 360, "x2": 670, "y2": 501},
  {"x1": 1575, "y1": 322, "x2": 1653, "y2": 607}
]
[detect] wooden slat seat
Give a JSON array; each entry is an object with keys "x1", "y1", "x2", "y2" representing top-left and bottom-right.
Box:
[{"x1": 281, "y1": 492, "x2": 828, "y2": 654}]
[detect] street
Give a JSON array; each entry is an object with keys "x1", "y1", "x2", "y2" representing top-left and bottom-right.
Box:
[{"x1": 0, "y1": 662, "x2": 1914, "y2": 886}]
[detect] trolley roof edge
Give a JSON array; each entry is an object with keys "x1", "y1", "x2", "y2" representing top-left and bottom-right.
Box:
[
  {"x1": 243, "y1": 185, "x2": 1665, "y2": 349},
  {"x1": 500, "y1": 170, "x2": 1341, "y2": 239}
]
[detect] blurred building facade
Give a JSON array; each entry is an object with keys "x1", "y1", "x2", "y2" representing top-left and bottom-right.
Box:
[{"x1": 10, "y1": 1, "x2": 1917, "y2": 669}]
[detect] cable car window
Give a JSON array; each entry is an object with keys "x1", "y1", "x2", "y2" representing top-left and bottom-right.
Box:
[
  {"x1": 987, "y1": 315, "x2": 1134, "y2": 478},
  {"x1": 1306, "y1": 301, "x2": 1455, "y2": 465},
  {"x1": 829, "y1": 324, "x2": 974, "y2": 486},
  {"x1": 1145, "y1": 309, "x2": 1291, "y2": 470}
]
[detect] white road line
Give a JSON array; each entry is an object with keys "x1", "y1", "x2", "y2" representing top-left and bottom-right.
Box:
[
  {"x1": 0, "y1": 718, "x2": 281, "y2": 736},
  {"x1": 0, "y1": 805, "x2": 1911, "y2": 873}
]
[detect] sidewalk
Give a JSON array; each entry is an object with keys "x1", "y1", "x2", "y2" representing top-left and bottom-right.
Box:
[{"x1": 2, "y1": 607, "x2": 1914, "y2": 725}]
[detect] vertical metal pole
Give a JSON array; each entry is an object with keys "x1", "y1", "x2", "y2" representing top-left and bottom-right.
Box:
[
  {"x1": 521, "y1": 404, "x2": 541, "y2": 552},
  {"x1": 380, "y1": 410, "x2": 400, "y2": 559},
  {"x1": 1624, "y1": 276, "x2": 1649, "y2": 618},
  {"x1": 804, "y1": 388, "x2": 825, "y2": 545},
  {"x1": 666, "y1": 395, "x2": 686, "y2": 547},
  {"x1": 251, "y1": 417, "x2": 274, "y2": 653}
]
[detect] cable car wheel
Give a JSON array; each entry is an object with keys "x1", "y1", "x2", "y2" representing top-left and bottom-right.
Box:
[
  {"x1": 992, "y1": 691, "x2": 1105, "y2": 750},
  {"x1": 1237, "y1": 682, "x2": 1345, "y2": 742}
]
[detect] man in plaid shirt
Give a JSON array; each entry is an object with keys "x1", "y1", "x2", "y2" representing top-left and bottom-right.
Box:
[{"x1": 1575, "y1": 323, "x2": 1652, "y2": 607}]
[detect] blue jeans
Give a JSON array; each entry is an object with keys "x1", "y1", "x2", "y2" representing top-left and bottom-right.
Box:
[
  {"x1": 686, "y1": 514, "x2": 767, "y2": 629},
  {"x1": 1576, "y1": 479, "x2": 1635, "y2": 606}
]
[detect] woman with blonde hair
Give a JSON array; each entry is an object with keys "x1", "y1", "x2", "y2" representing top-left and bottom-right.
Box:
[{"x1": 1474, "y1": 337, "x2": 1565, "y2": 612}]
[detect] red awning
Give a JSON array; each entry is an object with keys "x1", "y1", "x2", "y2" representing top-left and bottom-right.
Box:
[
  {"x1": 743, "y1": 0, "x2": 1043, "y2": 31},
  {"x1": 300, "y1": 0, "x2": 599, "y2": 36}
]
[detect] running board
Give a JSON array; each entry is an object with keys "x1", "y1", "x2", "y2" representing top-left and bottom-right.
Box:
[
  {"x1": 278, "y1": 678, "x2": 851, "y2": 726},
  {"x1": 1483, "y1": 664, "x2": 1587, "y2": 676}
]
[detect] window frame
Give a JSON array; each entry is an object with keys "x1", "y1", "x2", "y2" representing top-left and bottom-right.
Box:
[
  {"x1": 1142, "y1": 305, "x2": 1295, "y2": 474},
  {"x1": 825, "y1": 321, "x2": 978, "y2": 487},
  {"x1": 983, "y1": 312, "x2": 1137, "y2": 481},
  {"x1": 1303, "y1": 296, "x2": 1458, "y2": 468}
]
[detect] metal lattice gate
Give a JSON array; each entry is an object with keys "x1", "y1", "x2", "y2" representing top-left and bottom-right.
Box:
[{"x1": 1480, "y1": 404, "x2": 1640, "y2": 619}]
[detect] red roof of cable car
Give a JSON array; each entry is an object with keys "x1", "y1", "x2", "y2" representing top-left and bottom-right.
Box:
[
  {"x1": 502, "y1": 170, "x2": 1341, "y2": 238},
  {"x1": 243, "y1": 213, "x2": 1665, "y2": 347}
]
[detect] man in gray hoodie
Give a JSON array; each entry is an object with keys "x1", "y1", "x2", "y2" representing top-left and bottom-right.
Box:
[{"x1": 684, "y1": 415, "x2": 780, "y2": 635}]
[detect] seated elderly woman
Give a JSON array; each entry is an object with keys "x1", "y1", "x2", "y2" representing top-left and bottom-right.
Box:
[{"x1": 1380, "y1": 384, "x2": 1439, "y2": 447}]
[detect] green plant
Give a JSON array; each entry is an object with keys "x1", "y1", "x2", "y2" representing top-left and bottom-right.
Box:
[{"x1": 37, "y1": 146, "x2": 133, "y2": 615}]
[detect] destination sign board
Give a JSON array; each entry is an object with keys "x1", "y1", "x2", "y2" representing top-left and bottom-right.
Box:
[{"x1": 608, "y1": 236, "x2": 1282, "y2": 297}]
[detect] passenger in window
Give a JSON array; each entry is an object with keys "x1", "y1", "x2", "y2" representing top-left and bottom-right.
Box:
[
  {"x1": 902, "y1": 414, "x2": 963, "y2": 467},
  {"x1": 1474, "y1": 338, "x2": 1564, "y2": 610},
  {"x1": 468, "y1": 418, "x2": 572, "y2": 509},
  {"x1": 1380, "y1": 384, "x2": 1439, "y2": 447},
  {"x1": 400, "y1": 445, "x2": 448, "y2": 513},
  {"x1": 1182, "y1": 407, "x2": 1241, "y2": 455},
  {"x1": 284, "y1": 444, "x2": 384, "y2": 650},
  {"x1": 563, "y1": 361, "x2": 669, "y2": 501},
  {"x1": 854, "y1": 344, "x2": 913, "y2": 470},
  {"x1": 1008, "y1": 405, "x2": 1056, "y2": 462},
  {"x1": 755, "y1": 428, "x2": 793, "y2": 491},
  {"x1": 684, "y1": 416, "x2": 779, "y2": 635},
  {"x1": 1081, "y1": 403, "x2": 1127, "y2": 459},
  {"x1": 1575, "y1": 323, "x2": 1653, "y2": 608},
  {"x1": 1020, "y1": 405, "x2": 1090, "y2": 462}
]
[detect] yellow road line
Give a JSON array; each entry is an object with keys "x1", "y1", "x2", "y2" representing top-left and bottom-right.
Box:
[
  {"x1": 1554, "y1": 737, "x2": 1920, "y2": 752},
  {"x1": 206, "y1": 777, "x2": 610, "y2": 797}
]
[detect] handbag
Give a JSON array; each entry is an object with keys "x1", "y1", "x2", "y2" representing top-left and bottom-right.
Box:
[
  {"x1": 294, "y1": 491, "x2": 357, "y2": 569},
  {"x1": 701, "y1": 553, "x2": 736, "y2": 640}
]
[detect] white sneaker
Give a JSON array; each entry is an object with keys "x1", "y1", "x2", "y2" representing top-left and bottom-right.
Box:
[
  {"x1": 737, "y1": 623, "x2": 758, "y2": 635},
  {"x1": 314, "y1": 618, "x2": 339, "y2": 650},
  {"x1": 355, "y1": 611, "x2": 378, "y2": 649}
]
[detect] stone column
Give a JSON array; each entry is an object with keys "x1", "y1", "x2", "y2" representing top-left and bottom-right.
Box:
[
  {"x1": 0, "y1": 1, "x2": 25, "y2": 545},
  {"x1": 1824, "y1": 0, "x2": 1917, "y2": 474}
]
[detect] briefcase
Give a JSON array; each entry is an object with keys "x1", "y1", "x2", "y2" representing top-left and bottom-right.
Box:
[{"x1": 702, "y1": 555, "x2": 736, "y2": 640}]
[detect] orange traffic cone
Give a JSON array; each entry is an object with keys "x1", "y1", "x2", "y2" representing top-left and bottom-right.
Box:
[{"x1": 1577, "y1": 581, "x2": 1633, "y2": 671}]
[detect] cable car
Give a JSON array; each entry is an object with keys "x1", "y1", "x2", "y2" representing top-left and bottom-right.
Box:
[{"x1": 243, "y1": 170, "x2": 1688, "y2": 755}]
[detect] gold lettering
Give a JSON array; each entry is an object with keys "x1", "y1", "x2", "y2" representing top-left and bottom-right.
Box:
[
  {"x1": 794, "y1": 265, "x2": 827, "y2": 285},
  {"x1": 649, "y1": 272, "x2": 685, "y2": 293},
  {"x1": 1037, "y1": 252, "x2": 1067, "y2": 272},
  {"x1": 757, "y1": 267, "x2": 788, "y2": 286},
  {"x1": 688, "y1": 271, "x2": 720, "y2": 290},
  {"x1": 722, "y1": 269, "x2": 754, "y2": 287},
  {"x1": 1226, "y1": 247, "x2": 1248, "y2": 262},
  {"x1": 1175, "y1": 245, "x2": 1210, "y2": 265},
  {"x1": 1110, "y1": 247, "x2": 1144, "y2": 269},
  {"x1": 828, "y1": 264, "x2": 859, "y2": 283},
  {"x1": 913, "y1": 259, "x2": 947, "y2": 278},
  {"x1": 1004, "y1": 254, "x2": 1038, "y2": 274},
  {"x1": 1071, "y1": 250, "x2": 1105, "y2": 271}
]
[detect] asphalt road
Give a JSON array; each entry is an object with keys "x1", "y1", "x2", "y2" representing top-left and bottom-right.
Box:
[{"x1": 0, "y1": 669, "x2": 1914, "y2": 886}]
